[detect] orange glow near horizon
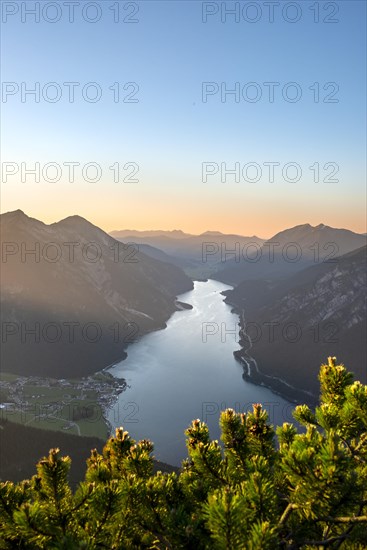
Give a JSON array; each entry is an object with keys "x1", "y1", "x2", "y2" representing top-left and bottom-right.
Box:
[
  {"x1": 1, "y1": 173, "x2": 366, "y2": 237},
  {"x1": 1, "y1": 196, "x2": 366, "y2": 238},
  {"x1": 2, "y1": 167, "x2": 366, "y2": 237}
]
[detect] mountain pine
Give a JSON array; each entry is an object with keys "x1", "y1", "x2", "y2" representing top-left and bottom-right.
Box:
[{"x1": 0, "y1": 357, "x2": 366, "y2": 549}]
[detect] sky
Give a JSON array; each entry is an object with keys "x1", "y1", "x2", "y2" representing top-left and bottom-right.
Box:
[{"x1": 1, "y1": 0, "x2": 366, "y2": 237}]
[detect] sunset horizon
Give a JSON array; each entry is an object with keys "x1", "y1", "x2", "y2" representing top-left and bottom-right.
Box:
[{"x1": 1, "y1": 206, "x2": 366, "y2": 241}]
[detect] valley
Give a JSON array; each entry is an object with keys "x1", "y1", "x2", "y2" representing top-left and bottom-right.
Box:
[{"x1": 1, "y1": 210, "x2": 366, "y2": 472}]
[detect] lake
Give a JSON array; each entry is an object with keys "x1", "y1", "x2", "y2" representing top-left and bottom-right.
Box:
[{"x1": 107, "y1": 279, "x2": 294, "y2": 466}]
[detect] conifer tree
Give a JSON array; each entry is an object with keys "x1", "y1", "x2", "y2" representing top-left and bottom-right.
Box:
[{"x1": 0, "y1": 357, "x2": 366, "y2": 548}]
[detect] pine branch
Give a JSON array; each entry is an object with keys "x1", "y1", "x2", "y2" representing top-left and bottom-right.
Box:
[
  {"x1": 278, "y1": 503, "x2": 298, "y2": 526},
  {"x1": 200, "y1": 447, "x2": 227, "y2": 485},
  {"x1": 320, "y1": 514, "x2": 367, "y2": 523}
]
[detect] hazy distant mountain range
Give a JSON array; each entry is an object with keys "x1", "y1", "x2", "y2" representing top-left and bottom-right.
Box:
[
  {"x1": 110, "y1": 229, "x2": 265, "y2": 279},
  {"x1": 111, "y1": 229, "x2": 193, "y2": 239},
  {"x1": 1, "y1": 211, "x2": 193, "y2": 377},
  {"x1": 110, "y1": 224, "x2": 366, "y2": 283}
]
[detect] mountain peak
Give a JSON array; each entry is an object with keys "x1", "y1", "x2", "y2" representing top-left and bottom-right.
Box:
[
  {"x1": 1, "y1": 209, "x2": 28, "y2": 220},
  {"x1": 54, "y1": 214, "x2": 103, "y2": 232},
  {"x1": 200, "y1": 231, "x2": 224, "y2": 236},
  {"x1": 11, "y1": 209, "x2": 26, "y2": 216},
  {"x1": 57, "y1": 214, "x2": 89, "y2": 224},
  {"x1": 0, "y1": 209, "x2": 46, "y2": 228}
]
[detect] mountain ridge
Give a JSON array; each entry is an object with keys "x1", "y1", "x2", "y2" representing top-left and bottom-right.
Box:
[
  {"x1": 212, "y1": 223, "x2": 366, "y2": 285},
  {"x1": 1, "y1": 211, "x2": 193, "y2": 378},
  {"x1": 224, "y1": 245, "x2": 367, "y2": 401}
]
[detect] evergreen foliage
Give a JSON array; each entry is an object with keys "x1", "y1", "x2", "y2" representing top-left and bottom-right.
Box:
[{"x1": 1, "y1": 358, "x2": 366, "y2": 549}]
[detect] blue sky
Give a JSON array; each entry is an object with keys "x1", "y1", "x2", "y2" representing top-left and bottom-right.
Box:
[{"x1": 1, "y1": 0, "x2": 366, "y2": 236}]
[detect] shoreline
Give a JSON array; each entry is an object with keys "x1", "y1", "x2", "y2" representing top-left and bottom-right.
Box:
[
  {"x1": 224, "y1": 295, "x2": 318, "y2": 408},
  {"x1": 100, "y1": 297, "x2": 194, "y2": 435},
  {"x1": 102, "y1": 281, "x2": 318, "y2": 442},
  {"x1": 233, "y1": 349, "x2": 318, "y2": 408},
  {"x1": 95, "y1": 371, "x2": 127, "y2": 436}
]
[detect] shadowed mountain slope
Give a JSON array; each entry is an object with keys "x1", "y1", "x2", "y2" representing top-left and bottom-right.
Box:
[
  {"x1": 1, "y1": 211, "x2": 193, "y2": 377},
  {"x1": 224, "y1": 245, "x2": 367, "y2": 400}
]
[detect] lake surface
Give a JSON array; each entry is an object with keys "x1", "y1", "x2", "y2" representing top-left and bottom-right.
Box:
[{"x1": 107, "y1": 280, "x2": 294, "y2": 466}]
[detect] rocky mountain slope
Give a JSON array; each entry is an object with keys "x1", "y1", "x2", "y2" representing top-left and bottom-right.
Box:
[
  {"x1": 1, "y1": 211, "x2": 193, "y2": 377},
  {"x1": 223, "y1": 245, "x2": 367, "y2": 402}
]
